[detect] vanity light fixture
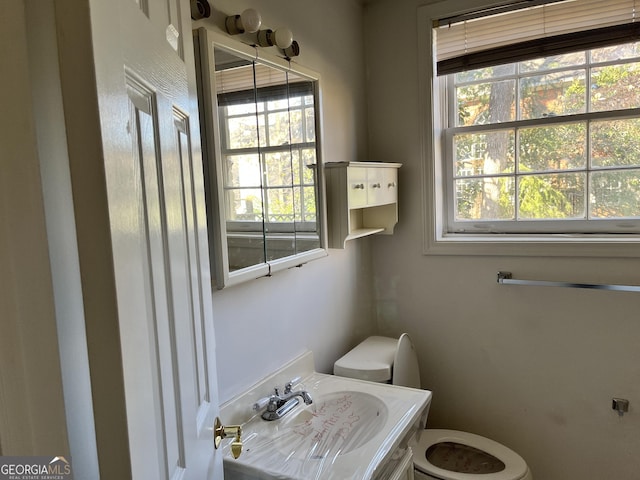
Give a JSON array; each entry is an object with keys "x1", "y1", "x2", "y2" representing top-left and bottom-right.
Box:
[
  {"x1": 257, "y1": 27, "x2": 294, "y2": 49},
  {"x1": 283, "y1": 40, "x2": 300, "y2": 59},
  {"x1": 190, "y1": 0, "x2": 211, "y2": 20},
  {"x1": 225, "y1": 8, "x2": 262, "y2": 35}
]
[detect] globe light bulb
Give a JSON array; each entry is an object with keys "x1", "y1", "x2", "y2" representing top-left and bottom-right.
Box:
[
  {"x1": 239, "y1": 9, "x2": 261, "y2": 34},
  {"x1": 225, "y1": 8, "x2": 262, "y2": 35},
  {"x1": 274, "y1": 28, "x2": 293, "y2": 49}
]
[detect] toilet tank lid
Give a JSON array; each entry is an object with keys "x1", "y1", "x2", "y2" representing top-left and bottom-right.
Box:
[{"x1": 333, "y1": 336, "x2": 398, "y2": 382}]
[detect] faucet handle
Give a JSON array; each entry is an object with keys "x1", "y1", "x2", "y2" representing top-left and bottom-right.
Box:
[
  {"x1": 252, "y1": 395, "x2": 271, "y2": 411},
  {"x1": 284, "y1": 376, "x2": 302, "y2": 394}
]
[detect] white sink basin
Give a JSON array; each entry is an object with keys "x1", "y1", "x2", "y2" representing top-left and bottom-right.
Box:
[
  {"x1": 276, "y1": 390, "x2": 388, "y2": 459},
  {"x1": 219, "y1": 352, "x2": 431, "y2": 480}
]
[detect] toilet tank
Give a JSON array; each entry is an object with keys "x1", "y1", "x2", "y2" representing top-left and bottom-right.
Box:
[
  {"x1": 334, "y1": 334, "x2": 422, "y2": 389},
  {"x1": 333, "y1": 336, "x2": 399, "y2": 383}
]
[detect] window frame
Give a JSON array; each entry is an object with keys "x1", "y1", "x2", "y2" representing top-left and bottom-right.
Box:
[{"x1": 418, "y1": 2, "x2": 640, "y2": 257}]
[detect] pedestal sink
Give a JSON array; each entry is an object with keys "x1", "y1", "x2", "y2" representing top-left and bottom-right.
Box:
[{"x1": 219, "y1": 351, "x2": 431, "y2": 480}]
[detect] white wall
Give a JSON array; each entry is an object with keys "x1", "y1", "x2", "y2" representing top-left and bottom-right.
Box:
[
  {"x1": 24, "y1": 1, "x2": 100, "y2": 477},
  {"x1": 0, "y1": 0, "x2": 69, "y2": 458},
  {"x1": 197, "y1": 0, "x2": 376, "y2": 403},
  {"x1": 364, "y1": 1, "x2": 640, "y2": 480}
]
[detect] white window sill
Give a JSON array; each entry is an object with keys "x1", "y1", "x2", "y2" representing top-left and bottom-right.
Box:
[{"x1": 424, "y1": 231, "x2": 640, "y2": 257}]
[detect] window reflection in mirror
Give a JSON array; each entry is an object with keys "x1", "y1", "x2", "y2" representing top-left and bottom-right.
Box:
[
  {"x1": 195, "y1": 29, "x2": 325, "y2": 288},
  {"x1": 215, "y1": 51, "x2": 266, "y2": 271}
]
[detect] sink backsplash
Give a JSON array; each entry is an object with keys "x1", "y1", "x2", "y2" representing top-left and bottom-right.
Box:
[{"x1": 219, "y1": 351, "x2": 316, "y2": 426}]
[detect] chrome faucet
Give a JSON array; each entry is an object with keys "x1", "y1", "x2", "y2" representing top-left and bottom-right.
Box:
[
  {"x1": 276, "y1": 388, "x2": 313, "y2": 406},
  {"x1": 253, "y1": 377, "x2": 313, "y2": 421}
]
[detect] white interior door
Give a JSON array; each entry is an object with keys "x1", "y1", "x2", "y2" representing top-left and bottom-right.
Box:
[{"x1": 86, "y1": 0, "x2": 223, "y2": 477}]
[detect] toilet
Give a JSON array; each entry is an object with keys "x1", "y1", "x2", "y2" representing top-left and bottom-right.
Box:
[{"x1": 334, "y1": 334, "x2": 532, "y2": 480}]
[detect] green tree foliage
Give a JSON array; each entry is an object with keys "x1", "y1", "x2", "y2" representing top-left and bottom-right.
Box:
[
  {"x1": 453, "y1": 43, "x2": 640, "y2": 223},
  {"x1": 518, "y1": 173, "x2": 584, "y2": 219}
]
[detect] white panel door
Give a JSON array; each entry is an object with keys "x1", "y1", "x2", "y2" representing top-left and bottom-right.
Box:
[{"x1": 87, "y1": 0, "x2": 223, "y2": 478}]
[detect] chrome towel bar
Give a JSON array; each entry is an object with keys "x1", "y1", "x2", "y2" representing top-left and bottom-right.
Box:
[{"x1": 497, "y1": 271, "x2": 640, "y2": 293}]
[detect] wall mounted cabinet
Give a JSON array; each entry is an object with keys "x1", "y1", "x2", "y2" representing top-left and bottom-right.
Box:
[{"x1": 325, "y1": 162, "x2": 401, "y2": 248}]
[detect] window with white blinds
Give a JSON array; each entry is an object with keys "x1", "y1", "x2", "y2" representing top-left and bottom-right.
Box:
[
  {"x1": 435, "y1": 0, "x2": 640, "y2": 75},
  {"x1": 432, "y1": 0, "x2": 640, "y2": 237}
]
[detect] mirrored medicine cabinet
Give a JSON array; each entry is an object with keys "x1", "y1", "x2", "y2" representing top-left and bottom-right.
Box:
[{"x1": 194, "y1": 27, "x2": 327, "y2": 289}]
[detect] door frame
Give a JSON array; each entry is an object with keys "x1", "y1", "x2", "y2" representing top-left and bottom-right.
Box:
[{"x1": 0, "y1": 0, "x2": 70, "y2": 459}]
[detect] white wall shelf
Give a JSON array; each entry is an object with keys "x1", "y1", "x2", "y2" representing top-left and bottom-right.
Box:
[{"x1": 325, "y1": 162, "x2": 401, "y2": 248}]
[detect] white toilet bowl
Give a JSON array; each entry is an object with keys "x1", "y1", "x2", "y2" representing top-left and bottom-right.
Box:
[
  {"x1": 334, "y1": 334, "x2": 532, "y2": 480},
  {"x1": 411, "y1": 429, "x2": 531, "y2": 480}
]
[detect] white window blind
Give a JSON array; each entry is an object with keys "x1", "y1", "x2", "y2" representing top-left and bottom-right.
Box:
[
  {"x1": 435, "y1": 0, "x2": 639, "y2": 74},
  {"x1": 216, "y1": 63, "x2": 290, "y2": 94}
]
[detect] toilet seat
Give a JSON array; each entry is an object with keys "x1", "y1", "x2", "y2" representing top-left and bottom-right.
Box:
[{"x1": 411, "y1": 429, "x2": 530, "y2": 480}]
